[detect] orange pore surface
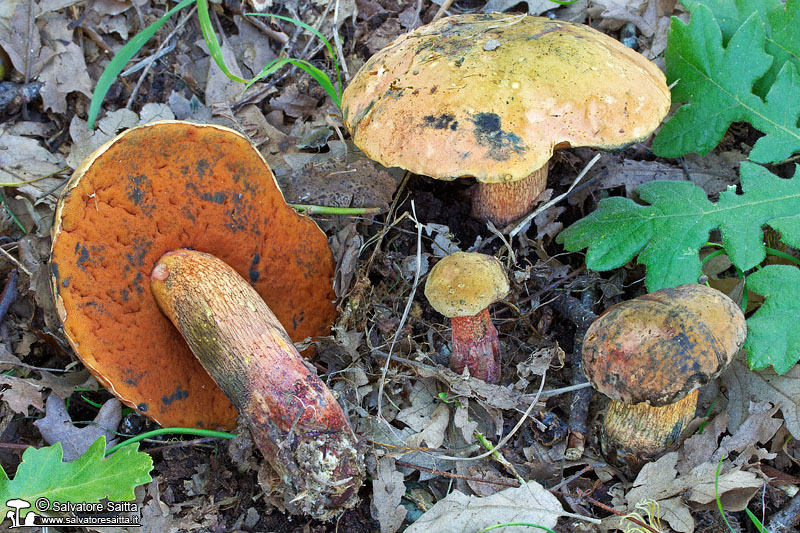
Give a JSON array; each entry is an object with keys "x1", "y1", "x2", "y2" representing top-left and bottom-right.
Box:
[{"x1": 50, "y1": 121, "x2": 336, "y2": 430}]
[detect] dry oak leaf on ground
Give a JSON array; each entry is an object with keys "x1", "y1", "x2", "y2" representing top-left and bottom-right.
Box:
[{"x1": 404, "y1": 480, "x2": 567, "y2": 532}]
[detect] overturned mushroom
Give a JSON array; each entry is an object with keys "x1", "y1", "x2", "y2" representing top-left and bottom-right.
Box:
[
  {"x1": 424, "y1": 252, "x2": 509, "y2": 383},
  {"x1": 50, "y1": 121, "x2": 363, "y2": 517},
  {"x1": 341, "y1": 14, "x2": 670, "y2": 227},
  {"x1": 581, "y1": 284, "x2": 747, "y2": 475}
]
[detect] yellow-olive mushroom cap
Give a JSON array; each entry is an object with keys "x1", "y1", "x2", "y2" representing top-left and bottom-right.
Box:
[
  {"x1": 341, "y1": 14, "x2": 670, "y2": 184},
  {"x1": 425, "y1": 252, "x2": 510, "y2": 317}
]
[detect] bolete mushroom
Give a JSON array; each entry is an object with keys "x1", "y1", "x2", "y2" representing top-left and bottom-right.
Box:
[
  {"x1": 50, "y1": 121, "x2": 363, "y2": 517},
  {"x1": 581, "y1": 284, "x2": 747, "y2": 474},
  {"x1": 341, "y1": 14, "x2": 671, "y2": 227},
  {"x1": 424, "y1": 252, "x2": 509, "y2": 383}
]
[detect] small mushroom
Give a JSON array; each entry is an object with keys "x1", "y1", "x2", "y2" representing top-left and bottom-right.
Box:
[
  {"x1": 581, "y1": 284, "x2": 747, "y2": 474},
  {"x1": 50, "y1": 121, "x2": 363, "y2": 517},
  {"x1": 424, "y1": 252, "x2": 509, "y2": 383},
  {"x1": 341, "y1": 14, "x2": 671, "y2": 227}
]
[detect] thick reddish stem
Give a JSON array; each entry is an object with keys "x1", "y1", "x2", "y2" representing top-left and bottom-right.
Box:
[
  {"x1": 450, "y1": 308, "x2": 501, "y2": 383},
  {"x1": 471, "y1": 165, "x2": 548, "y2": 227},
  {"x1": 150, "y1": 250, "x2": 363, "y2": 518}
]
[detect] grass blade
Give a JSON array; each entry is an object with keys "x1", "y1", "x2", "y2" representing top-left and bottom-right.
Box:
[
  {"x1": 247, "y1": 57, "x2": 341, "y2": 107},
  {"x1": 196, "y1": 0, "x2": 248, "y2": 83},
  {"x1": 88, "y1": 0, "x2": 195, "y2": 129},
  {"x1": 246, "y1": 13, "x2": 342, "y2": 102}
]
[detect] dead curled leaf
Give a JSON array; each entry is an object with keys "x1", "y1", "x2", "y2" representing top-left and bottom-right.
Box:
[
  {"x1": 623, "y1": 452, "x2": 764, "y2": 533},
  {"x1": 403, "y1": 480, "x2": 565, "y2": 533},
  {"x1": 0, "y1": 374, "x2": 44, "y2": 414},
  {"x1": 34, "y1": 393, "x2": 121, "y2": 461},
  {"x1": 722, "y1": 353, "x2": 800, "y2": 437},
  {"x1": 371, "y1": 457, "x2": 407, "y2": 533}
]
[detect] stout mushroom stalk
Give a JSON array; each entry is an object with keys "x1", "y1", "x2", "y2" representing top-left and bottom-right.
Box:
[{"x1": 150, "y1": 249, "x2": 363, "y2": 519}]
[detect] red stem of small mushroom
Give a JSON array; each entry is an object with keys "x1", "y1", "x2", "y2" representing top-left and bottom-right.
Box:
[{"x1": 450, "y1": 308, "x2": 501, "y2": 383}]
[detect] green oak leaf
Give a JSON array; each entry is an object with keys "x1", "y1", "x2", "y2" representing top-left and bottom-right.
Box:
[
  {"x1": 651, "y1": 5, "x2": 800, "y2": 162},
  {"x1": 558, "y1": 162, "x2": 800, "y2": 374},
  {"x1": 680, "y1": 0, "x2": 800, "y2": 96},
  {"x1": 0, "y1": 436, "x2": 152, "y2": 518},
  {"x1": 557, "y1": 162, "x2": 800, "y2": 291},
  {"x1": 745, "y1": 265, "x2": 800, "y2": 373}
]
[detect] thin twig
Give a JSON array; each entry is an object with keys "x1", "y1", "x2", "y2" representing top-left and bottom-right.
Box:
[
  {"x1": 126, "y1": 6, "x2": 196, "y2": 109},
  {"x1": 0, "y1": 269, "x2": 19, "y2": 325},
  {"x1": 431, "y1": 0, "x2": 455, "y2": 22},
  {"x1": 506, "y1": 153, "x2": 601, "y2": 238},
  {"x1": 0, "y1": 247, "x2": 31, "y2": 277},
  {"x1": 580, "y1": 495, "x2": 661, "y2": 533},
  {"x1": 395, "y1": 459, "x2": 521, "y2": 488},
  {"x1": 376, "y1": 201, "x2": 422, "y2": 425}
]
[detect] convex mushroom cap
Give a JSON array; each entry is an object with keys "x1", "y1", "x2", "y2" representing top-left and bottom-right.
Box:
[
  {"x1": 50, "y1": 121, "x2": 337, "y2": 430},
  {"x1": 582, "y1": 284, "x2": 747, "y2": 407},
  {"x1": 425, "y1": 252, "x2": 510, "y2": 317},
  {"x1": 341, "y1": 14, "x2": 671, "y2": 225}
]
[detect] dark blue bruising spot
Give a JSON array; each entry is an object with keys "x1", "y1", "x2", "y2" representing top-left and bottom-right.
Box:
[
  {"x1": 161, "y1": 386, "x2": 189, "y2": 406},
  {"x1": 126, "y1": 175, "x2": 155, "y2": 216},
  {"x1": 201, "y1": 191, "x2": 227, "y2": 204},
  {"x1": 454, "y1": 57, "x2": 464, "y2": 68},
  {"x1": 126, "y1": 236, "x2": 152, "y2": 268},
  {"x1": 181, "y1": 206, "x2": 195, "y2": 222},
  {"x1": 62, "y1": 277, "x2": 71, "y2": 288},
  {"x1": 126, "y1": 174, "x2": 149, "y2": 206},
  {"x1": 196, "y1": 420, "x2": 205, "y2": 428},
  {"x1": 249, "y1": 254, "x2": 260, "y2": 283},
  {"x1": 196, "y1": 159, "x2": 210, "y2": 179},
  {"x1": 385, "y1": 85, "x2": 404, "y2": 99},
  {"x1": 424, "y1": 114, "x2": 459, "y2": 131},
  {"x1": 137, "y1": 402, "x2": 149, "y2": 412},
  {"x1": 292, "y1": 311, "x2": 305, "y2": 331},
  {"x1": 120, "y1": 288, "x2": 129, "y2": 302},
  {"x1": 471, "y1": 112, "x2": 526, "y2": 161},
  {"x1": 75, "y1": 243, "x2": 105, "y2": 271},
  {"x1": 131, "y1": 271, "x2": 145, "y2": 295}
]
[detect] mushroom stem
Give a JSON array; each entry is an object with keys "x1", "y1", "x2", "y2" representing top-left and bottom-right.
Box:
[
  {"x1": 450, "y1": 308, "x2": 502, "y2": 383},
  {"x1": 471, "y1": 164, "x2": 548, "y2": 227},
  {"x1": 150, "y1": 249, "x2": 363, "y2": 519},
  {"x1": 601, "y1": 389, "x2": 698, "y2": 475}
]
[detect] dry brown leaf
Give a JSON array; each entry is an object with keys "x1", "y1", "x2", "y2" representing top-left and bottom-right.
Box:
[
  {"x1": 371, "y1": 457, "x2": 407, "y2": 533},
  {"x1": 625, "y1": 452, "x2": 764, "y2": 532},
  {"x1": 200, "y1": 38, "x2": 245, "y2": 105},
  {"x1": 268, "y1": 84, "x2": 318, "y2": 118},
  {"x1": 407, "y1": 403, "x2": 450, "y2": 449},
  {"x1": 404, "y1": 480, "x2": 565, "y2": 533},
  {"x1": 722, "y1": 353, "x2": 800, "y2": 437},
  {"x1": 37, "y1": 39, "x2": 92, "y2": 113},
  {"x1": 481, "y1": 0, "x2": 564, "y2": 16},
  {"x1": 0, "y1": 128, "x2": 66, "y2": 201},
  {"x1": 281, "y1": 155, "x2": 397, "y2": 209},
  {"x1": 396, "y1": 379, "x2": 439, "y2": 432},
  {"x1": 0, "y1": 374, "x2": 44, "y2": 414},
  {"x1": 34, "y1": 394, "x2": 121, "y2": 460},
  {"x1": 713, "y1": 402, "x2": 782, "y2": 463}
]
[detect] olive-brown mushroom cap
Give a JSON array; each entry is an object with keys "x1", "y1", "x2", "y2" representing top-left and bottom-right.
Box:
[
  {"x1": 582, "y1": 284, "x2": 747, "y2": 406},
  {"x1": 50, "y1": 121, "x2": 337, "y2": 430},
  {"x1": 425, "y1": 252, "x2": 509, "y2": 317},
  {"x1": 341, "y1": 14, "x2": 670, "y2": 184}
]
